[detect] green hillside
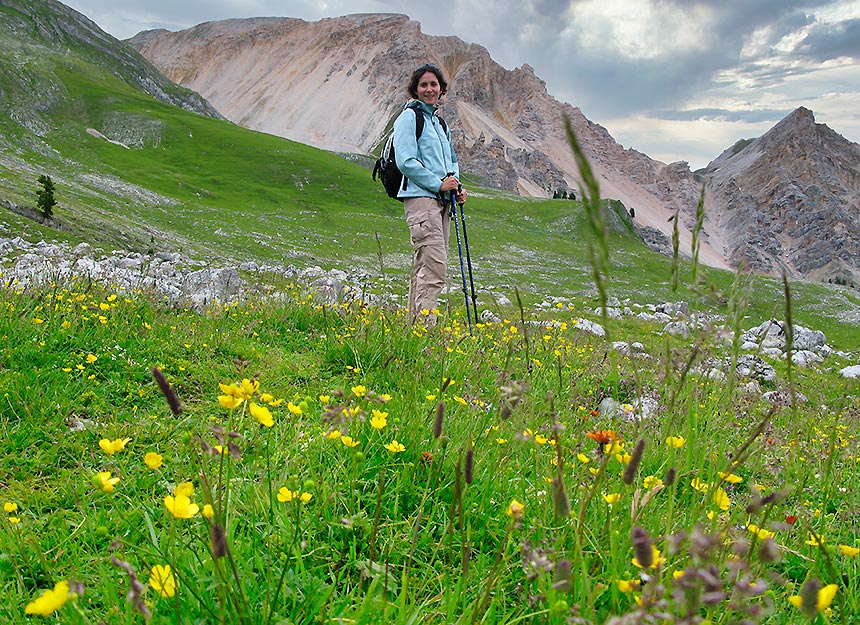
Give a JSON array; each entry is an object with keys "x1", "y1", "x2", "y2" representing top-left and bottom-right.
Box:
[{"x1": 1, "y1": 1, "x2": 859, "y2": 349}]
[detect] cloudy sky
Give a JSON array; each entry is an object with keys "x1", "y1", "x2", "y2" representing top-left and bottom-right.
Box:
[{"x1": 63, "y1": 0, "x2": 860, "y2": 169}]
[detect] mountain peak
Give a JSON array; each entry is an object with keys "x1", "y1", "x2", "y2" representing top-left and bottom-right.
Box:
[
  {"x1": 767, "y1": 106, "x2": 816, "y2": 138},
  {"x1": 787, "y1": 106, "x2": 815, "y2": 122}
]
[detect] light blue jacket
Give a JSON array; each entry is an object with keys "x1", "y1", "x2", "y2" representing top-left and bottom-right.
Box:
[{"x1": 393, "y1": 100, "x2": 459, "y2": 199}]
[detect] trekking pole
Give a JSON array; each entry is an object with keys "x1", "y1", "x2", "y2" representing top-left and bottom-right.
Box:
[
  {"x1": 456, "y1": 185, "x2": 479, "y2": 324},
  {"x1": 449, "y1": 186, "x2": 473, "y2": 330}
]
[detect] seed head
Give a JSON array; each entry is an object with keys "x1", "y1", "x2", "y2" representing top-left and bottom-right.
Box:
[
  {"x1": 664, "y1": 466, "x2": 676, "y2": 487},
  {"x1": 552, "y1": 476, "x2": 571, "y2": 518},
  {"x1": 433, "y1": 402, "x2": 445, "y2": 439},
  {"x1": 152, "y1": 367, "x2": 183, "y2": 415},
  {"x1": 209, "y1": 522, "x2": 228, "y2": 559},
  {"x1": 631, "y1": 526, "x2": 654, "y2": 570},
  {"x1": 464, "y1": 448, "x2": 474, "y2": 484},
  {"x1": 623, "y1": 439, "x2": 646, "y2": 485},
  {"x1": 798, "y1": 578, "x2": 822, "y2": 619}
]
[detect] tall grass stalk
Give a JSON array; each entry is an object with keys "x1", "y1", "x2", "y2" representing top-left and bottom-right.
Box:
[{"x1": 564, "y1": 116, "x2": 610, "y2": 343}]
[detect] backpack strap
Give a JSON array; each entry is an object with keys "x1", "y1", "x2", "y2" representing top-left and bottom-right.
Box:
[
  {"x1": 406, "y1": 100, "x2": 425, "y2": 142},
  {"x1": 406, "y1": 101, "x2": 447, "y2": 138}
]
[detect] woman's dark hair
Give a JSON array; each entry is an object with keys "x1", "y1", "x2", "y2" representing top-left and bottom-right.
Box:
[{"x1": 407, "y1": 63, "x2": 448, "y2": 99}]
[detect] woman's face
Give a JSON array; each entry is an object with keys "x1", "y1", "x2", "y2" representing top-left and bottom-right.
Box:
[{"x1": 416, "y1": 71, "x2": 441, "y2": 106}]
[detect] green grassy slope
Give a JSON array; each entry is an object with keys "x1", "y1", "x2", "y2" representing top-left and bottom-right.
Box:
[{"x1": 0, "y1": 1, "x2": 858, "y2": 350}]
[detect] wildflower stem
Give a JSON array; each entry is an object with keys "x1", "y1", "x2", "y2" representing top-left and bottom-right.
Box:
[
  {"x1": 266, "y1": 427, "x2": 274, "y2": 524},
  {"x1": 470, "y1": 522, "x2": 513, "y2": 624}
]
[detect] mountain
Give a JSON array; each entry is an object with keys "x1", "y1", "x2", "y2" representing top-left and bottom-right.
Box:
[
  {"x1": 701, "y1": 107, "x2": 860, "y2": 287},
  {"x1": 126, "y1": 14, "x2": 728, "y2": 271},
  {"x1": 0, "y1": 0, "x2": 669, "y2": 304},
  {"x1": 127, "y1": 14, "x2": 860, "y2": 287},
  {"x1": 0, "y1": 0, "x2": 221, "y2": 129}
]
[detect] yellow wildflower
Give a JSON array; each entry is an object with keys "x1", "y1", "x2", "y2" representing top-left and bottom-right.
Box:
[
  {"x1": 25, "y1": 580, "x2": 71, "y2": 616},
  {"x1": 94, "y1": 471, "x2": 120, "y2": 493},
  {"x1": 615, "y1": 452, "x2": 632, "y2": 465},
  {"x1": 98, "y1": 437, "x2": 130, "y2": 455},
  {"x1": 174, "y1": 482, "x2": 194, "y2": 497},
  {"x1": 713, "y1": 488, "x2": 731, "y2": 511},
  {"x1": 277, "y1": 488, "x2": 297, "y2": 503},
  {"x1": 149, "y1": 565, "x2": 177, "y2": 598},
  {"x1": 747, "y1": 524, "x2": 775, "y2": 540},
  {"x1": 617, "y1": 579, "x2": 641, "y2": 593},
  {"x1": 691, "y1": 478, "x2": 710, "y2": 493},
  {"x1": 384, "y1": 439, "x2": 405, "y2": 453},
  {"x1": 789, "y1": 583, "x2": 838, "y2": 613},
  {"x1": 506, "y1": 499, "x2": 525, "y2": 518},
  {"x1": 644, "y1": 475, "x2": 662, "y2": 489},
  {"x1": 370, "y1": 411, "x2": 388, "y2": 430},
  {"x1": 250, "y1": 402, "x2": 274, "y2": 427},
  {"x1": 165, "y1": 494, "x2": 198, "y2": 518},
  {"x1": 718, "y1": 471, "x2": 743, "y2": 483},
  {"x1": 238, "y1": 378, "x2": 259, "y2": 399},
  {"x1": 218, "y1": 394, "x2": 243, "y2": 410},
  {"x1": 144, "y1": 452, "x2": 163, "y2": 469},
  {"x1": 838, "y1": 545, "x2": 860, "y2": 556}
]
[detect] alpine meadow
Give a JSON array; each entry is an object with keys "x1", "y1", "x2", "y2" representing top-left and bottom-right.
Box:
[{"x1": 2, "y1": 1, "x2": 860, "y2": 624}]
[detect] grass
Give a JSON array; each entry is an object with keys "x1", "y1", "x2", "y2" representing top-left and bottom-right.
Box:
[
  {"x1": 3, "y1": 126, "x2": 860, "y2": 623},
  {"x1": 2, "y1": 262, "x2": 859, "y2": 624}
]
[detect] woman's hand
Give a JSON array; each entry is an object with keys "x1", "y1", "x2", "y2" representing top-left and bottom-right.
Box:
[
  {"x1": 440, "y1": 175, "x2": 460, "y2": 193},
  {"x1": 455, "y1": 186, "x2": 468, "y2": 204}
]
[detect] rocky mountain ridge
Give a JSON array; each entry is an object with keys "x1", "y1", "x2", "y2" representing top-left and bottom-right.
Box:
[
  {"x1": 127, "y1": 14, "x2": 728, "y2": 271},
  {"x1": 127, "y1": 13, "x2": 860, "y2": 286},
  {"x1": 702, "y1": 107, "x2": 860, "y2": 287},
  {"x1": 0, "y1": 0, "x2": 220, "y2": 140}
]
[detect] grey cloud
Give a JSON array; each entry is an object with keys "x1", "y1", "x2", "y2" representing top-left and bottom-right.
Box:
[
  {"x1": 797, "y1": 18, "x2": 860, "y2": 60},
  {"x1": 653, "y1": 108, "x2": 792, "y2": 124},
  {"x1": 508, "y1": 2, "x2": 844, "y2": 119}
]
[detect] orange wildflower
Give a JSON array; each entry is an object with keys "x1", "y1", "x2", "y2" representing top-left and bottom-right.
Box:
[{"x1": 586, "y1": 429, "x2": 618, "y2": 444}]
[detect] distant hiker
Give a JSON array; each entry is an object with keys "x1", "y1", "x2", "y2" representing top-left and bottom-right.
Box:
[{"x1": 393, "y1": 63, "x2": 468, "y2": 325}]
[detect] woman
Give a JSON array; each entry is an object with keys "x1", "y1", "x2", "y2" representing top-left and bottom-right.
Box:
[{"x1": 393, "y1": 63, "x2": 468, "y2": 325}]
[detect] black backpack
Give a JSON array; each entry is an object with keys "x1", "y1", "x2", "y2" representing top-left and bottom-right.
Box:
[{"x1": 372, "y1": 102, "x2": 447, "y2": 201}]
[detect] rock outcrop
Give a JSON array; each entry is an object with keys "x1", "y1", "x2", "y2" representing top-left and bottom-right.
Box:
[{"x1": 701, "y1": 107, "x2": 860, "y2": 286}]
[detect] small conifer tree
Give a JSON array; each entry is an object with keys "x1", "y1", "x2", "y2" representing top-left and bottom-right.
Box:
[{"x1": 37, "y1": 174, "x2": 57, "y2": 219}]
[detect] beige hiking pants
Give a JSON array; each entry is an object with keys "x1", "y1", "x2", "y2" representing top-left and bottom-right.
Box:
[{"x1": 404, "y1": 196, "x2": 451, "y2": 323}]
